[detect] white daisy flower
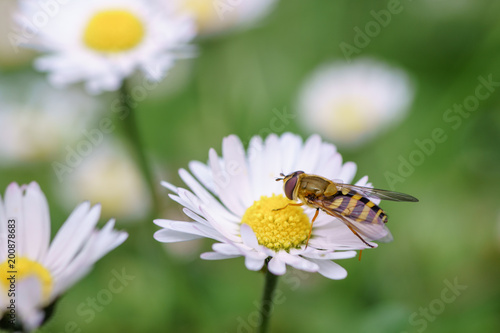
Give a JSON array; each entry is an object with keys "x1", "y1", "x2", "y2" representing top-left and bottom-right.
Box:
[
  {"x1": 59, "y1": 139, "x2": 151, "y2": 222},
  {"x1": 154, "y1": 133, "x2": 382, "y2": 279},
  {"x1": 0, "y1": 75, "x2": 99, "y2": 164},
  {"x1": 0, "y1": 182, "x2": 128, "y2": 332},
  {"x1": 172, "y1": 0, "x2": 278, "y2": 36},
  {"x1": 297, "y1": 58, "x2": 414, "y2": 147},
  {"x1": 17, "y1": 0, "x2": 196, "y2": 94}
]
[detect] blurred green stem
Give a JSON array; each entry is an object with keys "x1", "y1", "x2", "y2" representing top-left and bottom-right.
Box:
[
  {"x1": 119, "y1": 81, "x2": 160, "y2": 216},
  {"x1": 259, "y1": 268, "x2": 279, "y2": 333}
]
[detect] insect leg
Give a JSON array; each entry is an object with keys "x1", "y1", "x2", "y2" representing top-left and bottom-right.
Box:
[
  {"x1": 272, "y1": 202, "x2": 304, "y2": 211},
  {"x1": 305, "y1": 208, "x2": 319, "y2": 248},
  {"x1": 320, "y1": 208, "x2": 375, "y2": 248},
  {"x1": 344, "y1": 224, "x2": 374, "y2": 248}
]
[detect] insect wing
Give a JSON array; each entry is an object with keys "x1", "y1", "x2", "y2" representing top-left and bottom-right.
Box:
[
  {"x1": 349, "y1": 217, "x2": 393, "y2": 243},
  {"x1": 311, "y1": 197, "x2": 393, "y2": 243},
  {"x1": 337, "y1": 184, "x2": 419, "y2": 202}
]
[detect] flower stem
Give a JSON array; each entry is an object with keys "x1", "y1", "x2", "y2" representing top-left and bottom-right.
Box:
[
  {"x1": 119, "y1": 81, "x2": 160, "y2": 216},
  {"x1": 258, "y1": 268, "x2": 279, "y2": 333}
]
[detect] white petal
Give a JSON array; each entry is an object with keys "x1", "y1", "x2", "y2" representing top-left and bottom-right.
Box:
[
  {"x1": 179, "y1": 169, "x2": 211, "y2": 202},
  {"x1": 168, "y1": 193, "x2": 197, "y2": 214},
  {"x1": 182, "y1": 208, "x2": 211, "y2": 226},
  {"x1": 325, "y1": 153, "x2": 343, "y2": 180},
  {"x1": 297, "y1": 134, "x2": 323, "y2": 173},
  {"x1": 222, "y1": 135, "x2": 253, "y2": 207},
  {"x1": 199, "y1": 206, "x2": 240, "y2": 242},
  {"x1": 279, "y1": 252, "x2": 319, "y2": 272},
  {"x1": 53, "y1": 220, "x2": 127, "y2": 294},
  {"x1": 314, "y1": 142, "x2": 338, "y2": 176},
  {"x1": 200, "y1": 252, "x2": 240, "y2": 260},
  {"x1": 179, "y1": 168, "x2": 237, "y2": 221},
  {"x1": 4, "y1": 183, "x2": 25, "y2": 255},
  {"x1": 247, "y1": 134, "x2": 281, "y2": 200},
  {"x1": 208, "y1": 148, "x2": 246, "y2": 215},
  {"x1": 44, "y1": 201, "x2": 90, "y2": 263},
  {"x1": 240, "y1": 224, "x2": 259, "y2": 248},
  {"x1": 22, "y1": 182, "x2": 51, "y2": 261},
  {"x1": 268, "y1": 256, "x2": 286, "y2": 275},
  {"x1": 262, "y1": 134, "x2": 282, "y2": 196},
  {"x1": 247, "y1": 135, "x2": 266, "y2": 198},
  {"x1": 17, "y1": 277, "x2": 45, "y2": 331},
  {"x1": 154, "y1": 229, "x2": 205, "y2": 243},
  {"x1": 338, "y1": 161, "x2": 357, "y2": 183},
  {"x1": 189, "y1": 160, "x2": 216, "y2": 194},
  {"x1": 45, "y1": 203, "x2": 101, "y2": 273},
  {"x1": 245, "y1": 256, "x2": 265, "y2": 271},
  {"x1": 311, "y1": 259, "x2": 349, "y2": 280},
  {"x1": 88, "y1": 219, "x2": 128, "y2": 262},
  {"x1": 154, "y1": 218, "x2": 178, "y2": 228},
  {"x1": 278, "y1": 132, "x2": 303, "y2": 174},
  {"x1": 212, "y1": 243, "x2": 242, "y2": 256},
  {"x1": 169, "y1": 220, "x2": 226, "y2": 242},
  {"x1": 302, "y1": 250, "x2": 357, "y2": 260},
  {"x1": 355, "y1": 175, "x2": 369, "y2": 186},
  {"x1": 51, "y1": 236, "x2": 97, "y2": 295},
  {"x1": 161, "y1": 180, "x2": 178, "y2": 193}
]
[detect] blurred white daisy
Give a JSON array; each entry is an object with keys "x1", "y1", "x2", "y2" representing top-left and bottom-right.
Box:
[
  {"x1": 173, "y1": 0, "x2": 278, "y2": 36},
  {"x1": 155, "y1": 133, "x2": 380, "y2": 279},
  {"x1": 0, "y1": 182, "x2": 127, "y2": 331},
  {"x1": 59, "y1": 139, "x2": 151, "y2": 222},
  {"x1": 0, "y1": 0, "x2": 34, "y2": 68},
  {"x1": 17, "y1": 0, "x2": 196, "y2": 94},
  {"x1": 0, "y1": 76, "x2": 99, "y2": 164},
  {"x1": 297, "y1": 58, "x2": 414, "y2": 147}
]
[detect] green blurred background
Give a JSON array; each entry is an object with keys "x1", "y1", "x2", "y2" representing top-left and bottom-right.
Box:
[{"x1": 1, "y1": 0, "x2": 500, "y2": 332}]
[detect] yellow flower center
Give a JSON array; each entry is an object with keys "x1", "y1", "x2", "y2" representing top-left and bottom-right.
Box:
[
  {"x1": 83, "y1": 10, "x2": 145, "y2": 53},
  {"x1": 326, "y1": 99, "x2": 374, "y2": 140},
  {"x1": 181, "y1": 0, "x2": 217, "y2": 29},
  {"x1": 0, "y1": 257, "x2": 53, "y2": 302},
  {"x1": 333, "y1": 101, "x2": 365, "y2": 132},
  {"x1": 241, "y1": 194, "x2": 311, "y2": 251}
]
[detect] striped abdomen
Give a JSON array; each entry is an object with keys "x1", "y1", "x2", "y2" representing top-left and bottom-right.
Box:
[{"x1": 323, "y1": 191, "x2": 388, "y2": 224}]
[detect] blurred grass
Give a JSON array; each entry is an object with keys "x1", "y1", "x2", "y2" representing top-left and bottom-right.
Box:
[{"x1": 1, "y1": 0, "x2": 500, "y2": 332}]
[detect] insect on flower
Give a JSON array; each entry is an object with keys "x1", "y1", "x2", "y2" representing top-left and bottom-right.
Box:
[{"x1": 275, "y1": 171, "x2": 418, "y2": 248}]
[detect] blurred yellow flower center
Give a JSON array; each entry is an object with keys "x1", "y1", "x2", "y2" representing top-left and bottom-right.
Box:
[
  {"x1": 0, "y1": 257, "x2": 53, "y2": 302},
  {"x1": 181, "y1": 0, "x2": 223, "y2": 30},
  {"x1": 329, "y1": 99, "x2": 373, "y2": 139},
  {"x1": 242, "y1": 194, "x2": 311, "y2": 251},
  {"x1": 334, "y1": 101, "x2": 365, "y2": 133},
  {"x1": 84, "y1": 10, "x2": 145, "y2": 53}
]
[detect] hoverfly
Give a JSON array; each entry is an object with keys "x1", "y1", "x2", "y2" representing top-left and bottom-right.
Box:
[{"x1": 275, "y1": 171, "x2": 418, "y2": 248}]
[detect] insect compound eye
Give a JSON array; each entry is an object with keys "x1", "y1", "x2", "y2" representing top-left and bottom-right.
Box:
[{"x1": 284, "y1": 175, "x2": 299, "y2": 200}]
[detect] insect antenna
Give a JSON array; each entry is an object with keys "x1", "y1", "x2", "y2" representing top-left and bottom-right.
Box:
[{"x1": 275, "y1": 172, "x2": 286, "y2": 181}]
